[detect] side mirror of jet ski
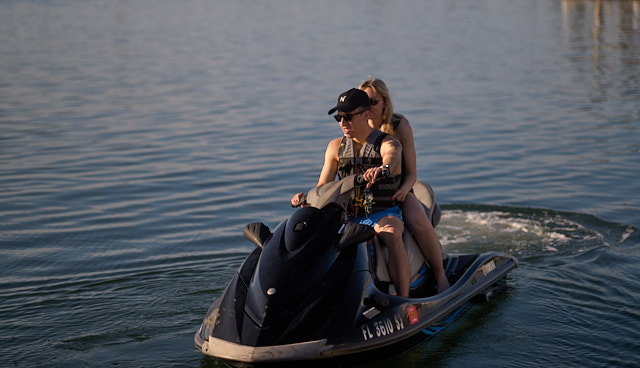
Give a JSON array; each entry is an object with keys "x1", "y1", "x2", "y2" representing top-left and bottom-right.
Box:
[
  {"x1": 243, "y1": 222, "x2": 272, "y2": 248},
  {"x1": 337, "y1": 222, "x2": 376, "y2": 250}
]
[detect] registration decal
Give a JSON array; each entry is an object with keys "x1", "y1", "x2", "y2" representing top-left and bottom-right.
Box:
[
  {"x1": 360, "y1": 315, "x2": 405, "y2": 341},
  {"x1": 407, "y1": 306, "x2": 419, "y2": 325}
]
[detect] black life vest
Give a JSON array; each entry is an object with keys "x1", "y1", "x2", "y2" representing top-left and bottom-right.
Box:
[{"x1": 337, "y1": 130, "x2": 401, "y2": 217}]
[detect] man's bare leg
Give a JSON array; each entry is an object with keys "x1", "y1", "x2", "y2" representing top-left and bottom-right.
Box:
[{"x1": 375, "y1": 216, "x2": 410, "y2": 297}]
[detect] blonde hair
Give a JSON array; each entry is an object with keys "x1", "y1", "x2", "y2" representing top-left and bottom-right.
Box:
[{"x1": 359, "y1": 78, "x2": 394, "y2": 135}]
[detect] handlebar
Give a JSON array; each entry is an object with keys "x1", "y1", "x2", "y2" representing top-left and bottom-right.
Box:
[{"x1": 292, "y1": 165, "x2": 391, "y2": 208}]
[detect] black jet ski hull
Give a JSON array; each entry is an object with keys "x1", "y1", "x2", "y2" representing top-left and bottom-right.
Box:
[{"x1": 194, "y1": 243, "x2": 517, "y2": 366}]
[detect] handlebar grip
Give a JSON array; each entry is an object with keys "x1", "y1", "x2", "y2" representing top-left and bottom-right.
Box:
[
  {"x1": 379, "y1": 165, "x2": 390, "y2": 178},
  {"x1": 354, "y1": 165, "x2": 390, "y2": 186}
]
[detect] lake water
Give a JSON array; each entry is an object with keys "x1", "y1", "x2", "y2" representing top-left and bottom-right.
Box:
[{"x1": 1, "y1": 0, "x2": 639, "y2": 367}]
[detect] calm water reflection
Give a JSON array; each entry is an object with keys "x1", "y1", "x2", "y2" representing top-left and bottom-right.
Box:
[{"x1": 0, "y1": 0, "x2": 638, "y2": 367}]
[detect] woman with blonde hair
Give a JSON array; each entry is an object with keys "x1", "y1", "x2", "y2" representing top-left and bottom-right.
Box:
[{"x1": 359, "y1": 78, "x2": 450, "y2": 293}]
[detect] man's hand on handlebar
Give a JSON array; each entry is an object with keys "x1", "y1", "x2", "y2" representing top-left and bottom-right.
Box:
[
  {"x1": 362, "y1": 165, "x2": 390, "y2": 188},
  {"x1": 291, "y1": 192, "x2": 308, "y2": 207}
]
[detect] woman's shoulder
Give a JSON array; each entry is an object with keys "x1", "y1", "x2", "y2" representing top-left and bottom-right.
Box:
[
  {"x1": 391, "y1": 112, "x2": 410, "y2": 128},
  {"x1": 392, "y1": 112, "x2": 408, "y2": 123},
  {"x1": 391, "y1": 112, "x2": 412, "y2": 131},
  {"x1": 389, "y1": 113, "x2": 413, "y2": 146}
]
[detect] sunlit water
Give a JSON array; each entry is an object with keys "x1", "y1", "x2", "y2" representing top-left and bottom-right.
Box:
[{"x1": 1, "y1": 0, "x2": 639, "y2": 367}]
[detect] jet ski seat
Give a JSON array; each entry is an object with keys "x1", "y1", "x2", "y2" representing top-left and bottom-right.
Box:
[{"x1": 412, "y1": 180, "x2": 441, "y2": 229}]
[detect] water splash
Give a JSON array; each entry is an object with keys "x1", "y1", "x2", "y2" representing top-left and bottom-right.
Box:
[{"x1": 437, "y1": 205, "x2": 636, "y2": 260}]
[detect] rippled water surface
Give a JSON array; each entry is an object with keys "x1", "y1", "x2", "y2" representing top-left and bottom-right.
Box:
[{"x1": 1, "y1": 0, "x2": 639, "y2": 367}]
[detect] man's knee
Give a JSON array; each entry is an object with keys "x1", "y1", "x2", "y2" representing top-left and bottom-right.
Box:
[{"x1": 376, "y1": 216, "x2": 404, "y2": 241}]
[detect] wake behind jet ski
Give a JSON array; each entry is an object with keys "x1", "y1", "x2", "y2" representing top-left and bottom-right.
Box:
[{"x1": 194, "y1": 174, "x2": 518, "y2": 367}]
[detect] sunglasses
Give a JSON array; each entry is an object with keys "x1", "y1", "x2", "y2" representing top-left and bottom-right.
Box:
[
  {"x1": 369, "y1": 98, "x2": 380, "y2": 106},
  {"x1": 333, "y1": 109, "x2": 368, "y2": 122}
]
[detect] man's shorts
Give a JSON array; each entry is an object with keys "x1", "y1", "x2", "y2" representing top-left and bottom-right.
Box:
[{"x1": 351, "y1": 206, "x2": 403, "y2": 228}]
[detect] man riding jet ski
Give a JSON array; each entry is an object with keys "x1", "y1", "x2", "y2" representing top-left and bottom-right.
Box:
[{"x1": 291, "y1": 87, "x2": 449, "y2": 296}]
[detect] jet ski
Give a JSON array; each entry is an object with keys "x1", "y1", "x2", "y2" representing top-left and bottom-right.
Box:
[{"x1": 194, "y1": 174, "x2": 518, "y2": 367}]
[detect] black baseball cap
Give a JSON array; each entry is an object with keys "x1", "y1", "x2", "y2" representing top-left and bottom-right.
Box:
[{"x1": 328, "y1": 88, "x2": 371, "y2": 115}]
